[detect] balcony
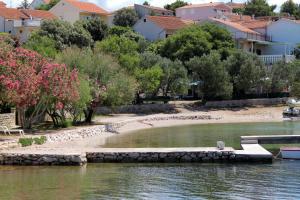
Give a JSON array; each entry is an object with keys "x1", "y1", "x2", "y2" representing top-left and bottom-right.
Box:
[
  {"x1": 22, "y1": 20, "x2": 41, "y2": 27},
  {"x1": 259, "y1": 55, "x2": 295, "y2": 65}
]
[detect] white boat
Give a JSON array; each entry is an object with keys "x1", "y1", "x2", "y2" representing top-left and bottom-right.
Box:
[
  {"x1": 287, "y1": 99, "x2": 300, "y2": 107},
  {"x1": 281, "y1": 147, "x2": 300, "y2": 159}
]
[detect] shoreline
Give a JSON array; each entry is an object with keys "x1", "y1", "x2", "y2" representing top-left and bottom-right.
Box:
[{"x1": 0, "y1": 106, "x2": 286, "y2": 153}]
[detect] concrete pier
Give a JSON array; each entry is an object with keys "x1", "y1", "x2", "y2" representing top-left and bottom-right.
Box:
[{"x1": 241, "y1": 135, "x2": 300, "y2": 144}]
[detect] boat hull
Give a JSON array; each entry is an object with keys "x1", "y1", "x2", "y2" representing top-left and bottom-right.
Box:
[{"x1": 281, "y1": 147, "x2": 300, "y2": 159}]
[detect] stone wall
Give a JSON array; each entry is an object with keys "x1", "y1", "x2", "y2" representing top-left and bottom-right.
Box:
[
  {"x1": 0, "y1": 153, "x2": 87, "y2": 166},
  {"x1": 86, "y1": 150, "x2": 236, "y2": 163},
  {"x1": 0, "y1": 113, "x2": 16, "y2": 129},
  {"x1": 205, "y1": 98, "x2": 288, "y2": 108}
]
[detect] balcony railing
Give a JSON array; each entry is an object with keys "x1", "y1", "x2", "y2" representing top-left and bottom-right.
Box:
[
  {"x1": 22, "y1": 20, "x2": 41, "y2": 27},
  {"x1": 259, "y1": 55, "x2": 295, "y2": 65}
]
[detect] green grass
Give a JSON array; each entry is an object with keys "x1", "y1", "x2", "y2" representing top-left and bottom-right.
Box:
[{"x1": 19, "y1": 136, "x2": 47, "y2": 147}]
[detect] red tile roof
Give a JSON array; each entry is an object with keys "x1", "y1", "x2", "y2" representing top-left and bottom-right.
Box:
[
  {"x1": 0, "y1": 8, "x2": 29, "y2": 19},
  {"x1": 241, "y1": 20, "x2": 270, "y2": 29},
  {"x1": 210, "y1": 18, "x2": 260, "y2": 34},
  {"x1": 21, "y1": 9, "x2": 57, "y2": 19},
  {"x1": 65, "y1": 0, "x2": 108, "y2": 15},
  {"x1": 0, "y1": 1, "x2": 6, "y2": 8},
  {"x1": 136, "y1": 4, "x2": 173, "y2": 13},
  {"x1": 147, "y1": 16, "x2": 193, "y2": 30},
  {"x1": 44, "y1": 0, "x2": 51, "y2": 3}
]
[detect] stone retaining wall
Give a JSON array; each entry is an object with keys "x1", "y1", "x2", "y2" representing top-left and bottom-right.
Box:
[
  {"x1": 0, "y1": 113, "x2": 15, "y2": 129},
  {"x1": 86, "y1": 150, "x2": 236, "y2": 163},
  {"x1": 205, "y1": 98, "x2": 288, "y2": 108},
  {"x1": 0, "y1": 153, "x2": 86, "y2": 166}
]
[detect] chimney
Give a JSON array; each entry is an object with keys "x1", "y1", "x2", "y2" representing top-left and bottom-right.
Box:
[{"x1": 252, "y1": 14, "x2": 255, "y2": 19}]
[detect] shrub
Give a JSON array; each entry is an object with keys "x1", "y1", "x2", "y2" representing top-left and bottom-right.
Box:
[
  {"x1": 33, "y1": 136, "x2": 47, "y2": 145},
  {"x1": 19, "y1": 138, "x2": 34, "y2": 147}
]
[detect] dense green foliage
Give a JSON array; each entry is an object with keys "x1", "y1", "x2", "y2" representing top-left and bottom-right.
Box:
[
  {"x1": 36, "y1": 0, "x2": 59, "y2": 10},
  {"x1": 243, "y1": 0, "x2": 276, "y2": 17},
  {"x1": 113, "y1": 8, "x2": 139, "y2": 27},
  {"x1": 157, "y1": 24, "x2": 235, "y2": 62},
  {"x1": 164, "y1": 0, "x2": 187, "y2": 11},
  {"x1": 224, "y1": 51, "x2": 266, "y2": 98},
  {"x1": 280, "y1": 0, "x2": 300, "y2": 19},
  {"x1": 75, "y1": 18, "x2": 108, "y2": 42},
  {"x1": 24, "y1": 32, "x2": 58, "y2": 58},
  {"x1": 187, "y1": 52, "x2": 233, "y2": 101}
]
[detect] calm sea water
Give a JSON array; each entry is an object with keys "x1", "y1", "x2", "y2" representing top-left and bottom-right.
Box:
[{"x1": 0, "y1": 122, "x2": 300, "y2": 200}]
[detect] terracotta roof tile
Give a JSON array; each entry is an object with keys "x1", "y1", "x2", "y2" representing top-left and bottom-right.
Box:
[
  {"x1": 210, "y1": 18, "x2": 260, "y2": 34},
  {"x1": 135, "y1": 4, "x2": 173, "y2": 13},
  {"x1": 147, "y1": 16, "x2": 192, "y2": 30},
  {"x1": 65, "y1": 0, "x2": 108, "y2": 15},
  {"x1": 21, "y1": 9, "x2": 57, "y2": 19},
  {"x1": 44, "y1": 0, "x2": 51, "y2": 3},
  {"x1": 0, "y1": 8, "x2": 29, "y2": 19},
  {"x1": 241, "y1": 20, "x2": 270, "y2": 29}
]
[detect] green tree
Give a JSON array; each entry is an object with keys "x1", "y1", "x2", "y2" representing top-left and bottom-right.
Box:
[
  {"x1": 269, "y1": 61, "x2": 295, "y2": 93},
  {"x1": 95, "y1": 35, "x2": 139, "y2": 57},
  {"x1": 187, "y1": 52, "x2": 233, "y2": 101},
  {"x1": 20, "y1": 0, "x2": 30, "y2": 9},
  {"x1": 143, "y1": 1, "x2": 150, "y2": 6},
  {"x1": 36, "y1": 0, "x2": 59, "y2": 10},
  {"x1": 164, "y1": 0, "x2": 188, "y2": 11},
  {"x1": 200, "y1": 22, "x2": 235, "y2": 59},
  {"x1": 244, "y1": 0, "x2": 276, "y2": 17},
  {"x1": 113, "y1": 8, "x2": 139, "y2": 27},
  {"x1": 224, "y1": 51, "x2": 266, "y2": 98},
  {"x1": 24, "y1": 32, "x2": 58, "y2": 58},
  {"x1": 39, "y1": 19, "x2": 92, "y2": 49},
  {"x1": 75, "y1": 18, "x2": 108, "y2": 42},
  {"x1": 281, "y1": 0, "x2": 298, "y2": 15},
  {"x1": 159, "y1": 25, "x2": 212, "y2": 62}
]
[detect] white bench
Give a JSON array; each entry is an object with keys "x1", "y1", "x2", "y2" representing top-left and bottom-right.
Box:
[{"x1": 0, "y1": 126, "x2": 25, "y2": 136}]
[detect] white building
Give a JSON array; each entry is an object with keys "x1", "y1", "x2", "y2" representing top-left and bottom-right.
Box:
[
  {"x1": 134, "y1": 4, "x2": 174, "y2": 18},
  {"x1": 134, "y1": 16, "x2": 192, "y2": 41},
  {"x1": 50, "y1": 0, "x2": 109, "y2": 24},
  {"x1": 176, "y1": 2, "x2": 232, "y2": 21},
  {"x1": 0, "y1": 7, "x2": 56, "y2": 43}
]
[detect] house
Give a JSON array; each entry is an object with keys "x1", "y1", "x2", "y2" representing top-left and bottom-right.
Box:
[
  {"x1": 176, "y1": 2, "x2": 232, "y2": 21},
  {"x1": 0, "y1": 6, "x2": 56, "y2": 42},
  {"x1": 134, "y1": 4, "x2": 174, "y2": 18},
  {"x1": 206, "y1": 16, "x2": 295, "y2": 65},
  {"x1": 266, "y1": 18, "x2": 300, "y2": 56},
  {"x1": 50, "y1": 0, "x2": 109, "y2": 24},
  {"x1": 30, "y1": 0, "x2": 50, "y2": 9},
  {"x1": 134, "y1": 16, "x2": 192, "y2": 41}
]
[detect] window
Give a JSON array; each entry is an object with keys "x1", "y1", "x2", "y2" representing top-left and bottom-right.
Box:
[
  {"x1": 144, "y1": 18, "x2": 147, "y2": 22},
  {"x1": 8, "y1": 31, "x2": 11, "y2": 34},
  {"x1": 19, "y1": 30, "x2": 23, "y2": 33}
]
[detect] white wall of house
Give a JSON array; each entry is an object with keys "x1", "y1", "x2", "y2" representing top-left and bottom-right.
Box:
[
  {"x1": 266, "y1": 19, "x2": 300, "y2": 55},
  {"x1": 135, "y1": 4, "x2": 173, "y2": 18},
  {"x1": 133, "y1": 18, "x2": 165, "y2": 41},
  {"x1": 30, "y1": 0, "x2": 46, "y2": 9},
  {"x1": 176, "y1": 6, "x2": 231, "y2": 21},
  {"x1": 0, "y1": 16, "x2": 4, "y2": 32},
  {"x1": 50, "y1": 0, "x2": 80, "y2": 23}
]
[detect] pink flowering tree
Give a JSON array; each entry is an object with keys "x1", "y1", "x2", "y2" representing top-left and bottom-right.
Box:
[
  {"x1": 40, "y1": 63, "x2": 80, "y2": 127},
  {"x1": 0, "y1": 46, "x2": 80, "y2": 128}
]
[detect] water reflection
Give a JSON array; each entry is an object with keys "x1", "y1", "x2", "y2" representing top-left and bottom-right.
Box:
[{"x1": 0, "y1": 162, "x2": 300, "y2": 199}]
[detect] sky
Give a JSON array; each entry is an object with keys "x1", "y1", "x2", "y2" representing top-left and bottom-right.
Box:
[{"x1": 3, "y1": 0, "x2": 300, "y2": 11}]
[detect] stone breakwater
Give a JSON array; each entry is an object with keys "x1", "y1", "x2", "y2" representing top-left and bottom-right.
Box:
[
  {"x1": 46, "y1": 125, "x2": 107, "y2": 142},
  {"x1": 86, "y1": 149, "x2": 235, "y2": 163},
  {"x1": 0, "y1": 152, "x2": 87, "y2": 166},
  {"x1": 0, "y1": 147, "x2": 273, "y2": 166}
]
